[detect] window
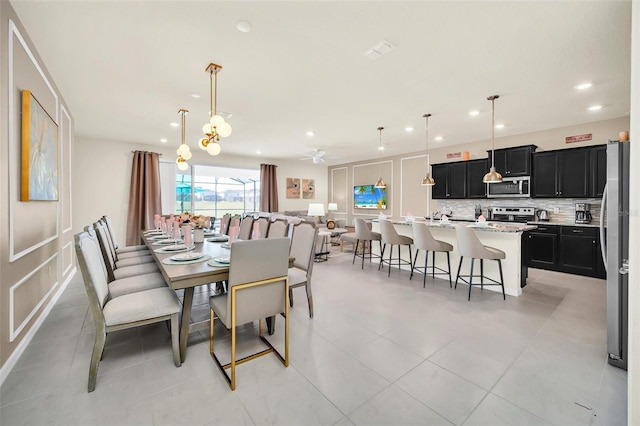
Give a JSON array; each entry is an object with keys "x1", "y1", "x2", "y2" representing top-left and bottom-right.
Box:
[{"x1": 160, "y1": 163, "x2": 260, "y2": 218}]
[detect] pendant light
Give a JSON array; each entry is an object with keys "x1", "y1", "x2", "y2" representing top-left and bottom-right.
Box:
[
  {"x1": 420, "y1": 113, "x2": 435, "y2": 186},
  {"x1": 176, "y1": 109, "x2": 191, "y2": 171},
  {"x1": 198, "y1": 62, "x2": 232, "y2": 156},
  {"x1": 483, "y1": 95, "x2": 503, "y2": 183},
  {"x1": 374, "y1": 126, "x2": 386, "y2": 189}
]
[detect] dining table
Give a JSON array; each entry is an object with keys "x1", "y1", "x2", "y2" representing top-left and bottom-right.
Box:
[
  {"x1": 142, "y1": 231, "x2": 289, "y2": 363},
  {"x1": 142, "y1": 231, "x2": 232, "y2": 363}
]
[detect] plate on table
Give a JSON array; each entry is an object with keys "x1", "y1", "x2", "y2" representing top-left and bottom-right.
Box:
[
  {"x1": 207, "y1": 236, "x2": 229, "y2": 242},
  {"x1": 220, "y1": 242, "x2": 231, "y2": 249},
  {"x1": 144, "y1": 230, "x2": 163, "y2": 235},
  {"x1": 153, "y1": 239, "x2": 183, "y2": 245},
  {"x1": 213, "y1": 256, "x2": 230, "y2": 264},
  {"x1": 162, "y1": 244, "x2": 187, "y2": 251},
  {"x1": 150, "y1": 235, "x2": 172, "y2": 240},
  {"x1": 170, "y1": 252, "x2": 204, "y2": 262},
  {"x1": 204, "y1": 231, "x2": 222, "y2": 237}
]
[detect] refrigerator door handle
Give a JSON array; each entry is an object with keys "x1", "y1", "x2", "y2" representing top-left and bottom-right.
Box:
[{"x1": 600, "y1": 183, "x2": 608, "y2": 271}]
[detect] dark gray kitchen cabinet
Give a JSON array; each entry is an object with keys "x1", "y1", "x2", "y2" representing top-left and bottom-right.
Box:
[
  {"x1": 532, "y1": 147, "x2": 590, "y2": 198},
  {"x1": 431, "y1": 162, "x2": 467, "y2": 199},
  {"x1": 466, "y1": 159, "x2": 488, "y2": 199}
]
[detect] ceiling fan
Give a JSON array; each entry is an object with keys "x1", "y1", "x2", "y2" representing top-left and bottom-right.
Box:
[{"x1": 301, "y1": 149, "x2": 326, "y2": 164}]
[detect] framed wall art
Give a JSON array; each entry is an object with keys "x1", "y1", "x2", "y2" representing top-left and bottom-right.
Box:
[
  {"x1": 286, "y1": 177, "x2": 300, "y2": 199},
  {"x1": 302, "y1": 178, "x2": 315, "y2": 199},
  {"x1": 21, "y1": 90, "x2": 58, "y2": 201}
]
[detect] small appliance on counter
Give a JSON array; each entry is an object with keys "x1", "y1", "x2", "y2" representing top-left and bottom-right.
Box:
[
  {"x1": 575, "y1": 203, "x2": 592, "y2": 224},
  {"x1": 490, "y1": 207, "x2": 536, "y2": 223},
  {"x1": 536, "y1": 209, "x2": 550, "y2": 221}
]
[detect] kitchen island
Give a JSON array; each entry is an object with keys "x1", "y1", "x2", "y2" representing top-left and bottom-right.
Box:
[{"x1": 372, "y1": 219, "x2": 537, "y2": 297}]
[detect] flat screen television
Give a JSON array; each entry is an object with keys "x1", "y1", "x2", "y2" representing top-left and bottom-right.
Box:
[{"x1": 354, "y1": 185, "x2": 387, "y2": 209}]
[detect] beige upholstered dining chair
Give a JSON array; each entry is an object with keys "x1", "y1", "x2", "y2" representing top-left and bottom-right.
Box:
[
  {"x1": 75, "y1": 231, "x2": 181, "y2": 392},
  {"x1": 353, "y1": 218, "x2": 382, "y2": 269},
  {"x1": 288, "y1": 221, "x2": 318, "y2": 318},
  {"x1": 98, "y1": 218, "x2": 151, "y2": 261},
  {"x1": 92, "y1": 223, "x2": 158, "y2": 281},
  {"x1": 455, "y1": 225, "x2": 506, "y2": 300},
  {"x1": 102, "y1": 215, "x2": 148, "y2": 255},
  {"x1": 267, "y1": 218, "x2": 289, "y2": 239},
  {"x1": 238, "y1": 215, "x2": 254, "y2": 240},
  {"x1": 411, "y1": 222, "x2": 453, "y2": 287},
  {"x1": 378, "y1": 219, "x2": 414, "y2": 276},
  {"x1": 219, "y1": 214, "x2": 231, "y2": 235},
  {"x1": 253, "y1": 216, "x2": 270, "y2": 239},
  {"x1": 209, "y1": 238, "x2": 290, "y2": 390}
]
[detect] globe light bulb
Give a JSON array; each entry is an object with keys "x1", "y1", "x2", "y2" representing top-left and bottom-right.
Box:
[
  {"x1": 198, "y1": 137, "x2": 209, "y2": 150},
  {"x1": 206, "y1": 141, "x2": 221, "y2": 156},
  {"x1": 202, "y1": 123, "x2": 213, "y2": 135},
  {"x1": 177, "y1": 161, "x2": 188, "y2": 171},
  {"x1": 182, "y1": 149, "x2": 192, "y2": 160},
  {"x1": 210, "y1": 115, "x2": 226, "y2": 127},
  {"x1": 218, "y1": 121, "x2": 232, "y2": 137}
]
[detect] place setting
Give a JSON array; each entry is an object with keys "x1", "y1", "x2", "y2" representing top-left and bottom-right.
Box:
[
  {"x1": 153, "y1": 243, "x2": 194, "y2": 253},
  {"x1": 153, "y1": 239, "x2": 184, "y2": 246},
  {"x1": 162, "y1": 251, "x2": 211, "y2": 265},
  {"x1": 207, "y1": 235, "x2": 229, "y2": 243},
  {"x1": 207, "y1": 255, "x2": 230, "y2": 268}
]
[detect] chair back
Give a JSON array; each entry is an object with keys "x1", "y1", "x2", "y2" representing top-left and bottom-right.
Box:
[
  {"x1": 355, "y1": 218, "x2": 377, "y2": 240},
  {"x1": 267, "y1": 218, "x2": 289, "y2": 239},
  {"x1": 289, "y1": 221, "x2": 318, "y2": 271},
  {"x1": 219, "y1": 214, "x2": 231, "y2": 235},
  {"x1": 226, "y1": 238, "x2": 290, "y2": 325},
  {"x1": 253, "y1": 217, "x2": 270, "y2": 239},
  {"x1": 455, "y1": 225, "x2": 488, "y2": 258},
  {"x1": 379, "y1": 219, "x2": 404, "y2": 245},
  {"x1": 238, "y1": 216, "x2": 254, "y2": 240},
  {"x1": 93, "y1": 222, "x2": 118, "y2": 281},
  {"x1": 75, "y1": 231, "x2": 111, "y2": 316},
  {"x1": 102, "y1": 215, "x2": 120, "y2": 250},
  {"x1": 412, "y1": 222, "x2": 440, "y2": 251}
]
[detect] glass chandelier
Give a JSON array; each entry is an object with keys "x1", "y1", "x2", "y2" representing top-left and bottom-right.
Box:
[{"x1": 176, "y1": 108, "x2": 191, "y2": 171}]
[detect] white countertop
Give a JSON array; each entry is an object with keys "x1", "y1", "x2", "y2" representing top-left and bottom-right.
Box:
[{"x1": 376, "y1": 218, "x2": 537, "y2": 233}]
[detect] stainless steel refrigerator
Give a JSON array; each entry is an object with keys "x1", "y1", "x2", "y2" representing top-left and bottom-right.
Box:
[{"x1": 599, "y1": 140, "x2": 630, "y2": 370}]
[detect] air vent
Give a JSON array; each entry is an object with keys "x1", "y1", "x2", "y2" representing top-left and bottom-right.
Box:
[{"x1": 364, "y1": 40, "x2": 396, "y2": 60}]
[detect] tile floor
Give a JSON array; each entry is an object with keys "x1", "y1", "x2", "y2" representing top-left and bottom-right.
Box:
[{"x1": 0, "y1": 248, "x2": 627, "y2": 425}]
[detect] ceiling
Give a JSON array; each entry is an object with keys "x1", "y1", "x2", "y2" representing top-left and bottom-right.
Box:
[{"x1": 10, "y1": 1, "x2": 632, "y2": 166}]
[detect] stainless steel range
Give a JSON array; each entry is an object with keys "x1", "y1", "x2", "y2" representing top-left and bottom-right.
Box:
[{"x1": 490, "y1": 207, "x2": 535, "y2": 223}]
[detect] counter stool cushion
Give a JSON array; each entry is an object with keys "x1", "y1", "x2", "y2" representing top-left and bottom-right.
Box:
[
  {"x1": 411, "y1": 222, "x2": 453, "y2": 287},
  {"x1": 378, "y1": 219, "x2": 414, "y2": 276}
]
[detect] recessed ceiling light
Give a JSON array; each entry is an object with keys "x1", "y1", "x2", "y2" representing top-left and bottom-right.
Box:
[
  {"x1": 306, "y1": 131, "x2": 314, "y2": 137},
  {"x1": 575, "y1": 82, "x2": 592, "y2": 90},
  {"x1": 405, "y1": 127, "x2": 414, "y2": 132},
  {"x1": 190, "y1": 93, "x2": 201, "y2": 98},
  {"x1": 256, "y1": 150, "x2": 262, "y2": 155},
  {"x1": 160, "y1": 138, "x2": 168, "y2": 143},
  {"x1": 468, "y1": 110, "x2": 480, "y2": 116},
  {"x1": 378, "y1": 146, "x2": 385, "y2": 151},
  {"x1": 170, "y1": 122, "x2": 179, "y2": 127},
  {"x1": 588, "y1": 105, "x2": 602, "y2": 111},
  {"x1": 435, "y1": 136, "x2": 443, "y2": 141},
  {"x1": 236, "y1": 21, "x2": 252, "y2": 33},
  {"x1": 495, "y1": 124, "x2": 505, "y2": 129}
]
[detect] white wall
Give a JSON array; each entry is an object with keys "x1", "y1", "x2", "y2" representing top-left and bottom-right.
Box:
[{"x1": 73, "y1": 137, "x2": 328, "y2": 245}]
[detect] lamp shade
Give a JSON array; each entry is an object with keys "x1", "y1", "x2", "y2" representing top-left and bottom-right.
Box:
[
  {"x1": 307, "y1": 203, "x2": 325, "y2": 217},
  {"x1": 327, "y1": 203, "x2": 338, "y2": 211}
]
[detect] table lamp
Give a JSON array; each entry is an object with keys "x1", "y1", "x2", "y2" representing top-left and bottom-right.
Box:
[{"x1": 307, "y1": 203, "x2": 325, "y2": 224}]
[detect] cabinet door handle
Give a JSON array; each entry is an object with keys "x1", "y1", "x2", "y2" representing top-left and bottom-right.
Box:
[
  {"x1": 572, "y1": 229, "x2": 584, "y2": 233},
  {"x1": 538, "y1": 227, "x2": 547, "y2": 231}
]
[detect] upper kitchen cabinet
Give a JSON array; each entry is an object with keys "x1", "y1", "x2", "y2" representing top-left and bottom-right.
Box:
[
  {"x1": 432, "y1": 162, "x2": 467, "y2": 199},
  {"x1": 532, "y1": 147, "x2": 591, "y2": 198},
  {"x1": 591, "y1": 145, "x2": 607, "y2": 198},
  {"x1": 466, "y1": 158, "x2": 488, "y2": 198},
  {"x1": 488, "y1": 145, "x2": 537, "y2": 177}
]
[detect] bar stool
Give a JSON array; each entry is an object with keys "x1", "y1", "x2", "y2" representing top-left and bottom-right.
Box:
[
  {"x1": 378, "y1": 219, "x2": 413, "y2": 276},
  {"x1": 410, "y1": 222, "x2": 453, "y2": 287},
  {"x1": 352, "y1": 219, "x2": 382, "y2": 269},
  {"x1": 454, "y1": 225, "x2": 506, "y2": 300}
]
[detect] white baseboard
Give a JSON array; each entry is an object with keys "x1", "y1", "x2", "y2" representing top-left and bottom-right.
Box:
[{"x1": 0, "y1": 268, "x2": 77, "y2": 386}]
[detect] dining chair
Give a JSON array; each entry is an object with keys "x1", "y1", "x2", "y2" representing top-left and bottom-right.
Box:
[
  {"x1": 102, "y1": 215, "x2": 148, "y2": 254},
  {"x1": 378, "y1": 219, "x2": 414, "y2": 276},
  {"x1": 266, "y1": 218, "x2": 289, "y2": 239},
  {"x1": 288, "y1": 221, "x2": 318, "y2": 318},
  {"x1": 455, "y1": 225, "x2": 506, "y2": 300},
  {"x1": 352, "y1": 218, "x2": 382, "y2": 269},
  {"x1": 98, "y1": 218, "x2": 150, "y2": 260},
  {"x1": 209, "y1": 238, "x2": 290, "y2": 390},
  {"x1": 238, "y1": 215, "x2": 254, "y2": 240},
  {"x1": 253, "y1": 217, "x2": 270, "y2": 239},
  {"x1": 94, "y1": 221, "x2": 155, "y2": 266},
  {"x1": 74, "y1": 231, "x2": 181, "y2": 392},
  {"x1": 91, "y1": 224, "x2": 158, "y2": 282},
  {"x1": 219, "y1": 214, "x2": 231, "y2": 235},
  {"x1": 411, "y1": 222, "x2": 453, "y2": 287}
]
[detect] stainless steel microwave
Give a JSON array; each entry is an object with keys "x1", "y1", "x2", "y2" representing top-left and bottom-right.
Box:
[{"x1": 487, "y1": 176, "x2": 531, "y2": 198}]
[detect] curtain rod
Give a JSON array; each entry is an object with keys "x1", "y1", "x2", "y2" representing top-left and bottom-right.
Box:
[{"x1": 131, "y1": 150, "x2": 162, "y2": 156}]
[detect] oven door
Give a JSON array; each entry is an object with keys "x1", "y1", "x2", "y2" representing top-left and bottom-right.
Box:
[{"x1": 487, "y1": 176, "x2": 530, "y2": 198}]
